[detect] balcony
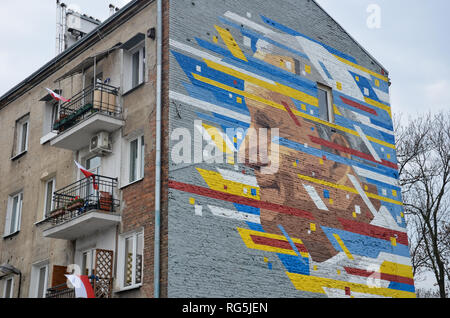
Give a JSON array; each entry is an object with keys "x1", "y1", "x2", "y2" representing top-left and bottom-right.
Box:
[
  {"x1": 43, "y1": 175, "x2": 121, "y2": 241},
  {"x1": 50, "y1": 83, "x2": 124, "y2": 151}
]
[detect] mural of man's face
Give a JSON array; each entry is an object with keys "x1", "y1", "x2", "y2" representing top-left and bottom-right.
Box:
[{"x1": 240, "y1": 50, "x2": 381, "y2": 263}]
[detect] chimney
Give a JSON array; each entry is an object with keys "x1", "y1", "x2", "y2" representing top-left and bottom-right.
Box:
[{"x1": 109, "y1": 4, "x2": 116, "y2": 17}]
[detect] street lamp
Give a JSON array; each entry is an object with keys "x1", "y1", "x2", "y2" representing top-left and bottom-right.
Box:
[{"x1": 0, "y1": 264, "x2": 22, "y2": 298}]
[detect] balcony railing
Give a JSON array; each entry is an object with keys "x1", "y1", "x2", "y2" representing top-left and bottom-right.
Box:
[
  {"x1": 49, "y1": 175, "x2": 119, "y2": 226},
  {"x1": 53, "y1": 83, "x2": 121, "y2": 133},
  {"x1": 46, "y1": 283, "x2": 76, "y2": 298}
]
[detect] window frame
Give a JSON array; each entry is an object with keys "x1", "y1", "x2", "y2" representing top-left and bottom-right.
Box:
[
  {"x1": 43, "y1": 178, "x2": 56, "y2": 220},
  {"x1": 128, "y1": 135, "x2": 145, "y2": 184},
  {"x1": 2, "y1": 276, "x2": 14, "y2": 298},
  {"x1": 317, "y1": 83, "x2": 335, "y2": 124},
  {"x1": 29, "y1": 261, "x2": 49, "y2": 298},
  {"x1": 117, "y1": 230, "x2": 144, "y2": 291},
  {"x1": 13, "y1": 114, "x2": 30, "y2": 158},
  {"x1": 4, "y1": 191, "x2": 23, "y2": 237},
  {"x1": 123, "y1": 40, "x2": 146, "y2": 94}
]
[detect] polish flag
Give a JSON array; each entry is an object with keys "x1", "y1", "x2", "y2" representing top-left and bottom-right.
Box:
[
  {"x1": 75, "y1": 160, "x2": 98, "y2": 190},
  {"x1": 45, "y1": 88, "x2": 71, "y2": 103},
  {"x1": 65, "y1": 274, "x2": 96, "y2": 298}
]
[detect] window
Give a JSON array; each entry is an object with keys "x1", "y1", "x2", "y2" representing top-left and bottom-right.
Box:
[
  {"x1": 128, "y1": 136, "x2": 145, "y2": 183},
  {"x1": 123, "y1": 39, "x2": 146, "y2": 93},
  {"x1": 43, "y1": 178, "x2": 55, "y2": 219},
  {"x1": 14, "y1": 115, "x2": 30, "y2": 157},
  {"x1": 41, "y1": 101, "x2": 59, "y2": 144},
  {"x1": 81, "y1": 249, "x2": 96, "y2": 276},
  {"x1": 2, "y1": 277, "x2": 14, "y2": 298},
  {"x1": 118, "y1": 231, "x2": 143, "y2": 290},
  {"x1": 85, "y1": 156, "x2": 101, "y2": 197},
  {"x1": 317, "y1": 83, "x2": 334, "y2": 123},
  {"x1": 30, "y1": 262, "x2": 48, "y2": 298},
  {"x1": 4, "y1": 192, "x2": 23, "y2": 237}
]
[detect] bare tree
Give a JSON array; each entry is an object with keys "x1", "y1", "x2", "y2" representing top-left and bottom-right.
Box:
[{"x1": 395, "y1": 111, "x2": 450, "y2": 298}]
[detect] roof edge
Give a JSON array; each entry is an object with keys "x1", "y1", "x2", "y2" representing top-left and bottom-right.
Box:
[{"x1": 0, "y1": 0, "x2": 154, "y2": 109}]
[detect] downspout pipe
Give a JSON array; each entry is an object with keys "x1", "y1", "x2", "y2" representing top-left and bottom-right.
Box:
[{"x1": 154, "y1": 0, "x2": 162, "y2": 299}]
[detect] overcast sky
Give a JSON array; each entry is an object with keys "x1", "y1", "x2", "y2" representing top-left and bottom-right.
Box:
[
  {"x1": 1, "y1": 0, "x2": 449, "y2": 118},
  {"x1": 0, "y1": 0, "x2": 446, "y2": 292}
]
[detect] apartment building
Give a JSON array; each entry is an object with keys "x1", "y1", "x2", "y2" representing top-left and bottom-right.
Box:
[
  {"x1": 0, "y1": 0, "x2": 416, "y2": 299},
  {"x1": 0, "y1": 0, "x2": 162, "y2": 298}
]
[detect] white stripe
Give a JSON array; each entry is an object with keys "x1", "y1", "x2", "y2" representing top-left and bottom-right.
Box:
[
  {"x1": 347, "y1": 174, "x2": 378, "y2": 215},
  {"x1": 208, "y1": 205, "x2": 260, "y2": 223},
  {"x1": 302, "y1": 184, "x2": 329, "y2": 211},
  {"x1": 224, "y1": 11, "x2": 274, "y2": 36},
  {"x1": 352, "y1": 166, "x2": 399, "y2": 187},
  {"x1": 170, "y1": 91, "x2": 251, "y2": 124},
  {"x1": 349, "y1": 110, "x2": 394, "y2": 136},
  {"x1": 373, "y1": 87, "x2": 391, "y2": 105},
  {"x1": 217, "y1": 168, "x2": 259, "y2": 187},
  {"x1": 354, "y1": 125, "x2": 382, "y2": 162}
]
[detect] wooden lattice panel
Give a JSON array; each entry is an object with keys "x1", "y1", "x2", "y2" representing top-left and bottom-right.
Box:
[{"x1": 94, "y1": 249, "x2": 114, "y2": 298}]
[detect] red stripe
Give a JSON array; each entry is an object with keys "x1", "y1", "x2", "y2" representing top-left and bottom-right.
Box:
[
  {"x1": 344, "y1": 267, "x2": 415, "y2": 286},
  {"x1": 250, "y1": 235, "x2": 308, "y2": 253},
  {"x1": 281, "y1": 101, "x2": 301, "y2": 127},
  {"x1": 308, "y1": 135, "x2": 398, "y2": 169},
  {"x1": 168, "y1": 180, "x2": 315, "y2": 220},
  {"x1": 340, "y1": 96, "x2": 377, "y2": 115},
  {"x1": 80, "y1": 275, "x2": 96, "y2": 298},
  {"x1": 338, "y1": 218, "x2": 409, "y2": 246}
]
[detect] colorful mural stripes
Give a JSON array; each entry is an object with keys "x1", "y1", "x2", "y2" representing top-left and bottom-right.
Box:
[{"x1": 169, "y1": 8, "x2": 414, "y2": 297}]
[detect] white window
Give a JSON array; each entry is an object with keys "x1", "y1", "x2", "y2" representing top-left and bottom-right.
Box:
[
  {"x1": 123, "y1": 41, "x2": 146, "y2": 93},
  {"x1": 4, "y1": 192, "x2": 23, "y2": 237},
  {"x1": 40, "y1": 102, "x2": 59, "y2": 144},
  {"x1": 81, "y1": 249, "x2": 96, "y2": 276},
  {"x1": 14, "y1": 115, "x2": 30, "y2": 156},
  {"x1": 43, "y1": 178, "x2": 56, "y2": 219},
  {"x1": 2, "y1": 277, "x2": 14, "y2": 298},
  {"x1": 128, "y1": 136, "x2": 145, "y2": 183},
  {"x1": 117, "y1": 231, "x2": 143, "y2": 290},
  {"x1": 317, "y1": 83, "x2": 334, "y2": 123},
  {"x1": 29, "y1": 262, "x2": 48, "y2": 298}
]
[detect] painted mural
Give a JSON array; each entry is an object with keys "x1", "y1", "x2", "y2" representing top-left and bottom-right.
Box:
[{"x1": 168, "y1": 5, "x2": 415, "y2": 298}]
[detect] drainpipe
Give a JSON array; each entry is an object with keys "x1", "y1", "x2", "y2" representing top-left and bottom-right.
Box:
[{"x1": 154, "y1": 0, "x2": 162, "y2": 299}]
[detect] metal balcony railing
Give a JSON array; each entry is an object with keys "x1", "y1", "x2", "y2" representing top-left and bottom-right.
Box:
[
  {"x1": 46, "y1": 283, "x2": 76, "y2": 298},
  {"x1": 49, "y1": 175, "x2": 120, "y2": 226},
  {"x1": 53, "y1": 83, "x2": 121, "y2": 132}
]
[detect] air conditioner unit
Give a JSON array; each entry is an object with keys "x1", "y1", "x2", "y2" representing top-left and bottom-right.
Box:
[{"x1": 90, "y1": 132, "x2": 112, "y2": 155}]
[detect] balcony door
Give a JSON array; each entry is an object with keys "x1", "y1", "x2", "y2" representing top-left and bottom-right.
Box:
[{"x1": 85, "y1": 156, "x2": 101, "y2": 203}]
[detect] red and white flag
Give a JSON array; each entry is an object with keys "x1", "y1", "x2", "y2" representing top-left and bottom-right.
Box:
[
  {"x1": 65, "y1": 274, "x2": 96, "y2": 298},
  {"x1": 75, "y1": 160, "x2": 98, "y2": 190},
  {"x1": 45, "y1": 88, "x2": 71, "y2": 103}
]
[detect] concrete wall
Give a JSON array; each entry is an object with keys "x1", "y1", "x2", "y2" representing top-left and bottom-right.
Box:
[
  {"x1": 0, "y1": 0, "x2": 157, "y2": 298},
  {"x1": 167, "y1": 0, "x2": 415, "y2": 298}
]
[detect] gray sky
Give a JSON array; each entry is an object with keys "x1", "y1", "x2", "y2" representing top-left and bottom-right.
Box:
[
  {"x1": 0, "y1": 0, "x2": 446, "y2": 293},
  {"x1": 1, "y1": 0, "x2": 449, "y2": 117}
]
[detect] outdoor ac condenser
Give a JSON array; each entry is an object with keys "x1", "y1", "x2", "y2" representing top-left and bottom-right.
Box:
[{"x1": 90, "y1": 131, "x2": 112, "y2": 155}]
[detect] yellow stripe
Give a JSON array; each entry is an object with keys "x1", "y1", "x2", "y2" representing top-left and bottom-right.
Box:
[
  {"x1": 202, "y1": 123, "x2": 234, "y2": 155},
  {"x1": 197, "y1": 168, "x2": 260, "y2": 200},
  {"x1": 333, "y1": 55, "x2": 389, "y2": 82},
  {"x1": 237, "y1": 228, "x2": 309, "y2": 258},
  {"x1": 333, "y1": 234, "x2": 354, "y2": 260},
  {"x1": 364, "y1": 97, "x2": 392, "y2": 117},
  {"x1": 203, "y1": 59, "x2": 319, "y2": 107},
  {"x1": 192, "y1": 73, "x2": 396, "y2": 150},
  {"x1": 297, "y1": 173, "x2": 403, "y2": 206},
  {"x1": 286, "y1": 272, "x2": 416, "y2": 298},
  {"x1": 215, "y1": 25, "x2": 248, "y2": 62},
  {"x1": 380, "y1": 261, "x2": 414, "y2": 279}
]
